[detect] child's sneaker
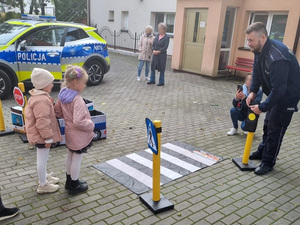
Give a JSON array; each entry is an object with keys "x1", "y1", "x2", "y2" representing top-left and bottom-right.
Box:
[
  {"x1": 227, "y1": 128, "x2": 238, "y2": 136},
  {"x1": 0, "y1": 207, "x2": 19, "y2": 221},
  {"x1": 137, "y1": 76, "x2": 141, "y2": 81},
  {"x1": 46, "y1": 172, "x2": 60, "y2": 184},
  {"x1": 37, "y1": 183, "x2": 59, "y2": 194},
  {"x1": 146, "y1": 77, "x2": 150, "y2": 81}
]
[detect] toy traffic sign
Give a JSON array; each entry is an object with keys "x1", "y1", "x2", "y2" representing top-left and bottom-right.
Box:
[
  {"x1": 140, "y1": 119, "x2": 174, "y2": 214},
  {"x1": 146, "y1": 118, "x2": 158, "y2": 155},
  {"x1": 13, "y1": 87, "x2": 25, "y2": 107}
]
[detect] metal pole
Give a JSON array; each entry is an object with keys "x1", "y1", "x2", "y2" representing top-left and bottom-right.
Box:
[
  {"x1": 114, "y1": 30, "x2": 116, "y2": 50},
  {"x1": 242, "y1": 132, "x2": 254, "y2": 164},
  {"x1": 18, "y1": 83, "x2": 27, "y2": 121},
  {"x1": 152, "y1": 120, "x2": 161, "y2": 202},
  {"x1": 134, "y1": 32, "x2": 137, "y2": 53}
]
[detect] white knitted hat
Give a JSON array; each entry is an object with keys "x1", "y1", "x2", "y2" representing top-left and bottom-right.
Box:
[{"x1": 31, "y1": 68, "x2": 54, "y2": 90}]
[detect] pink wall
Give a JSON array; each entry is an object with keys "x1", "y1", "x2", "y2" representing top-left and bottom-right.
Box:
[{"x1": 172, "y1": 0, "x2": 300, "y2": 77}]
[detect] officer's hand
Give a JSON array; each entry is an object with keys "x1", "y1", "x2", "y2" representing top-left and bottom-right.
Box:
[
  {"x1": 246, "y1": 92, "x2": 255, "y2": 107},
  {"x1": 250, "y1": 105, "x2": 262, "y2": 114}
]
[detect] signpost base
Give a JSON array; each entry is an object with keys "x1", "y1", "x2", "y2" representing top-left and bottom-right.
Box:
[
  {"x1": 232, "y1": 157, "x2": 257, "y2": 171},
  {"x1": 0, "y1": 128, "x2": 14, "y2": 137},
  {"x1": 139, "y1": 193, "x2": 174, "y2": 214},
  {"x1": 20, "y1": 134, "x2": 28, "y2": 143}
]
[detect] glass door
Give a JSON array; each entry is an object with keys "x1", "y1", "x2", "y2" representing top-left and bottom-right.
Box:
[{"x1": 218, "y1": 7, "x2": 236, "y2": 71}]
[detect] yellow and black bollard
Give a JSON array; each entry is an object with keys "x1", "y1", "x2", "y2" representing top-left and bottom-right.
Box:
[
  {"x1": 0, "y1": 99, "x2": 14, "y2": 136},
  {"x1": 232, "y1": 105, "x2": 260, "y2": 171},
  {"x1": 140, "y1": 118, "x2": 174, "y2": 214}
]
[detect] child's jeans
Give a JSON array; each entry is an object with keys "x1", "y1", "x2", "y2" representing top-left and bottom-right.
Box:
[
  {"x1": 37, "y1": 147, "x2": 50, "y2": 186},
  {"x1": 230, "y1": 107, "x2": 246, "y2": 131},
  {"x1": 137, "y1": 60, "x2": 150, "y2": 78}
]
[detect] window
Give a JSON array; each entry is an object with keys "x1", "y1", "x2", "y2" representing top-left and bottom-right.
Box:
[
  {"x1": 121, "y1": 11, "x2": 129, "y2": 31},
  {"x1": 27, "y1": 28, "x2": 64, "y2": 46},
  {"x1": 249, "y1": 12, "x2": 288, "y2": 42},
  {"x1": 166, "y1": 14, "x2": 175, "y2": 33},
  {"x1": 0, "y1": 23, "x2": 29, "y2": 45},
  {"x1": 65, "y1": 27, "x2": 89, "y2": 42},
  {"x1": 108, "y1": 10, "x2": 114, "y2": 22},
  {"x1": 153, "y1": 13, "x2": 176, "y2": 34}
]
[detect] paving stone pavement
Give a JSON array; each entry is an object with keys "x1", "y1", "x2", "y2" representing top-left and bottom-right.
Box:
[{"x1": 0, "y1": 52, "x2": 300, "y2": 225}]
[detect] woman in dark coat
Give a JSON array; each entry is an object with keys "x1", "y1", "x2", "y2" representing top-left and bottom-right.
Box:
[{"x1": 147, "y1": 23, "x2": 170, "y2": 86}]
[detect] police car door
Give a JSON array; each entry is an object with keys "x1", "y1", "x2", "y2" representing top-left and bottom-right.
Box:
[{"x1": 17, "y1": 27, "x2": 65, "y2": 82}]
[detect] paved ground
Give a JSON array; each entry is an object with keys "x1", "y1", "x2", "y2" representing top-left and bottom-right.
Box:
[{"x1": 1, "y1": 52, "x2": 300, "y2": 225}]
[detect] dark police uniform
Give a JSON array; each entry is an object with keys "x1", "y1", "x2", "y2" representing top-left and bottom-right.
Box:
[{"x1": 250, "y1": 38, "x2": 300, "y2": 167}]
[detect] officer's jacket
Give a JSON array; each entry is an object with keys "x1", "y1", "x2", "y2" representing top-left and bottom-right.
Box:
[{"x1": 250, "y1": 38, "x2": 300, "y2": 112}]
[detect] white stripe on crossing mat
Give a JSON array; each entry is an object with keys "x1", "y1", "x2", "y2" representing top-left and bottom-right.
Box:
[
  {"x1": 145, "y1": 149, "x2": 200, "y2": 172},
  {"x1": 163, "y1": 143, "x2": 216, "y2": 166},
  {"x1": 126, "y1": 153, "x2": 182, "y2": 180},
  {"x1": 106, "y1": 158, "x2": 155, "y2": 188}
]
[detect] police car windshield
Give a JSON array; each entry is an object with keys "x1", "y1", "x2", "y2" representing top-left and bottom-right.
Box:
[{"x1": 0, "y1": 23, "x2": 30, "y2": 45}]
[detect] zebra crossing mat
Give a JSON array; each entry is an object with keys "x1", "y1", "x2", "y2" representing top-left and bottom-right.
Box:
[{"x1": 94, "y1": 141, "x2": 223, "y2": 194}]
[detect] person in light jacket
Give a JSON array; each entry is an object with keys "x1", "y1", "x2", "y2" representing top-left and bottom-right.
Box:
[
  {"x1": 147, "y1": 23, "x2": 170, "y2": 86},
  {"x1": 55, "y1": 65, "x2": 94, "y2": 195},
  {"x1": 25, "y1": 68, "x2": 62, "y2": 194},
  {"x1": 137, "y1": 26, "x2": 155, "y2": 81}
]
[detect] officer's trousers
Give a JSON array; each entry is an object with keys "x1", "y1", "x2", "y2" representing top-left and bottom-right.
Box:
[{"x1": 257, "y1": 105, "x2": 294, "y2": 167}]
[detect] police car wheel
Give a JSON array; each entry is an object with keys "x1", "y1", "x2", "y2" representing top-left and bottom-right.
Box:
[
  {"x1": 0, "y1": 70, "x2": 12, "y2": 99},
  {"x1": 85, "y1": 60, "x2": 104, "y2": 86},
  {"x1": 93, "y1": 130, "x2": 101, "y2": 141}
]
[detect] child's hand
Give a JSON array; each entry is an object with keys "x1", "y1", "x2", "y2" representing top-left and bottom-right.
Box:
[{"x1": 45, "y1": 143, "x2": 52, "y2": 148}]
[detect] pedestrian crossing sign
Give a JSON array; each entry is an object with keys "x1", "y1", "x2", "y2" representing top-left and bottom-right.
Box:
[{"x1": 146, "y1": 118, "x2": 158, "y2": 155}]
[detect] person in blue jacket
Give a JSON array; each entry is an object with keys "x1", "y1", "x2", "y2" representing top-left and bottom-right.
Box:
[
  {"x1": 245, "y1": 22, "x2": 300, "y2": 175},
  {"x1": 227, "y1": 73, "x2": 263, "y2": 136}
]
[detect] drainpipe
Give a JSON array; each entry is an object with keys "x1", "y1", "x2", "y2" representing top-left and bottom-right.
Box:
[{"x1": 293, "y1": 17, "x2": 300, "y2": 54}]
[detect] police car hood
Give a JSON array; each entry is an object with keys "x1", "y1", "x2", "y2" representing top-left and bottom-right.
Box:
[{"x1": 58, "y1": 87, "x2": 79, "y2": 104}]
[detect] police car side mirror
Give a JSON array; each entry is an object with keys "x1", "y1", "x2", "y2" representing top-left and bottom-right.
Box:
[{"x1": 19, "y1": 40, "x2": 27, "y2": 51}]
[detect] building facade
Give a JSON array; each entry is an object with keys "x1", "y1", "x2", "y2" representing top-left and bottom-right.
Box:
[
  {"x1": 89, "y1": 0, "x2": 177, "y2": 55},
  {"x1": 172, "y1": 0, "x2": 300, "y2": 77}
]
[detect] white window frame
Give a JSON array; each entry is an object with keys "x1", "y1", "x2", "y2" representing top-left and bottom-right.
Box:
[
  {"x1": 108, "y1": 10, "x2": 114, "y2": 22},
  {"x1": 121, "y1": 11, "x2": 129, "y2": 31},
  {"x1": 244, "y1": 11, "x2": 288, "y2": 47},
  {"x1": 153, "y1": 12, "x2": 175, "y2": 35}
]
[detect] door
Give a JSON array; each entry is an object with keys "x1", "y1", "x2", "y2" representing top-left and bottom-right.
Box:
[
  {"x1": 182, "y1": 9, "x2": 208, "y2": 73},
  {"x1": 17, "y1": 27, "x2": 65, "y2": 82},
  {"x1": 218, "y1": 7, "x2": 236, "y2": 71}
]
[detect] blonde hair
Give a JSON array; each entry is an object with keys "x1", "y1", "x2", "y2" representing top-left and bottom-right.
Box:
[
  {"x1": 145, "y1": 25, "x2": 153, "y2": 32},
  {"x1": 61, "y1": 65, "x2": 88, "y2": 88},
  {"x1": 158, "y1": 23, "x2": 168, "y2": 32}
]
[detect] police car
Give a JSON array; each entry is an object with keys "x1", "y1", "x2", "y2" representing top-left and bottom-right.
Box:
[{"x1": 0, "y1": 14, "x2": 110, "y2": 99}]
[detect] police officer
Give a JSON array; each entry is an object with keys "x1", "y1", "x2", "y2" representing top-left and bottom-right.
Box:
[{"x1": 245, "y1": 22, "x2": 300, "y2": 175}]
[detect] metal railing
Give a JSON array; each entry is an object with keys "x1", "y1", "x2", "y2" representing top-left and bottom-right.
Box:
[{"x1": 98, "y1": 26, "x2": 142, "y2": 53}]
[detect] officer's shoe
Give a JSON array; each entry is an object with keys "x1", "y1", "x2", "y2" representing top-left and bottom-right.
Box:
[
  {"x1": 68, "y1": 179, "x2": 88, "y2": 195},
  {"x1": 0, "y1": 207, "x2": 19, "y2": 221},
  {"x1": 249, "y1": 151, "x2": 262, "y2": 160},
  {"x1": 254, "y1": 163, "x2": 273, "y2": 175}
]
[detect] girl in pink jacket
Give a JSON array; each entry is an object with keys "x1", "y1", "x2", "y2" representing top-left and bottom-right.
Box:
[
  {"x1": 25, "y1": 68, "x2": 62, "y2": 194},
  {"x1": 55, "y1": 66, "x2": 94, "y2": 195}
]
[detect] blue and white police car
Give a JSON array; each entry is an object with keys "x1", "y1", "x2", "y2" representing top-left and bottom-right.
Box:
[{"x1": 0, "y1": 14, "x2": 110, "y2": 99}]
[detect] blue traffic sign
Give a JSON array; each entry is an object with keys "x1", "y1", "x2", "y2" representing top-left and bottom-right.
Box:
[{"x1": 146, "y1": 118, "x2": 158, "y2": 155}]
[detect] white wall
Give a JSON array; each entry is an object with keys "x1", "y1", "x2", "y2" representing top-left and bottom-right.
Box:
[{"x1": 90, "y1": 0, "x2": 176, "y2": 55}]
